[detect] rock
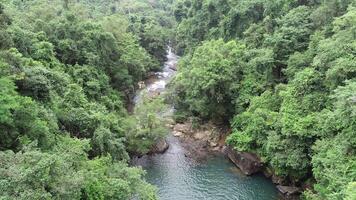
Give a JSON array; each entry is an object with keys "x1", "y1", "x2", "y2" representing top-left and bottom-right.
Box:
[
  {"x1": 212, "y1": 146, "x2": 220, "y2": 151},
  {"x1": 209, "y1": 141, "x2": 218, "y2": 147},
  {"x1": 276, "y1": 185, "x2": 301, "y2": 197},
  {"x1": 146, "y1": 72, "x2": 156, "y2": 77},
  {"x1": 149, "y1": 139, "x2": 169, "y2": 154},
  {"x1": 173, "y1": 131, "x2": 183, "y2": 137},
  {"x1": 173, "y1": 123, "x2": 192, "y2": 134},
  {"x1": 225, "y1": 146, "x2": 263, "y2": 175},
  {"x1": 272, "y1": 174, "x2": 287, "y2": 185},
  {"x1": 221, "y1": 145, "x2": 227, "y2": 152},
  {"x1": 138, "y1": 81, "x2": 145, "y2": 89},
  {"x1": 193, "y1": 130, "x2": 210, "y2": 140}
]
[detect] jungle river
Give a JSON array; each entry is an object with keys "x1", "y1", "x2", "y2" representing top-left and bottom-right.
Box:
[{"x1": 133, "y1": 48, "x2": 279, "y2": 200}]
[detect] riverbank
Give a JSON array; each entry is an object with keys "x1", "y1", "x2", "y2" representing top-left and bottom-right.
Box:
[
  {"x1": 133, "y1": 130, "x2": 279, "y2": 200},
  {"x1": 170, "y1": 120, "x2": 302, "y2": 199}
]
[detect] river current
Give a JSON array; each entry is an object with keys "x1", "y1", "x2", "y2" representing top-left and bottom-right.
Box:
[{"x1": 133, "y1": 48, "x2": 279, "y2": 200}]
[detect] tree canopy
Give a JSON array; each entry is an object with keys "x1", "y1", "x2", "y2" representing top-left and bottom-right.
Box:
[
  {"x1": 0, "y1": 0, "x2": 175, "y2": 199},
  {"x1": 172, "y1": 0, "x2": 356, "y2": 199}
]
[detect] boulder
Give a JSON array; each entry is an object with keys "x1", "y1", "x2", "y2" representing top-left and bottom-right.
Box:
[
  {"x1": 276, "y1": 185, "x2": 301, "y2": 197},
  {"x1": 225, "y1": 146, "x2": 263, "y2": 175},
  {"x1": 173, "y1": 123, "x2": 192, "y2": 134},
  {"x1": 193, "y1": 130, "x2": 210, "y2": 140},
  {"x1": 173, "y1": 131, "x2": 183, "y2": 137},
  {"x1": 212, "y1": 146, "x2": 220, "y2": 151},
  {"x1": 209, "y1": 141, "x2": 218, "y2": 147},
  {"x1": 149, "y1": 139, "x2": 169, "y2": 154}
]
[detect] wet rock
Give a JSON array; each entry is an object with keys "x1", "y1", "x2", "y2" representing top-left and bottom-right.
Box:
[
  {"x1": 225, "y1": 147, "x2": 263, "y2": 175},
  {"x1": 149, "y1": 139, "x2": 169, "y2": 154},
  {"x1": 277, "y1": 185, "x2": 301, "y2": 198}
]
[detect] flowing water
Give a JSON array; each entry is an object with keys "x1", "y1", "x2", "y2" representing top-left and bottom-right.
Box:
[{"x1": 133, "y1": 47, "x2": 279, "y2": 200}]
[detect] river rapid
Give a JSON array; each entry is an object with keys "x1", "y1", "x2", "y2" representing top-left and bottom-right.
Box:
[{"x1": 133, "y1": 47, "x2": 279, "y2": 200}]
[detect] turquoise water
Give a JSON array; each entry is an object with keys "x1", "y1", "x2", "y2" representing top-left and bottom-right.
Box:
[{"x1": 134, "y1": 136, "x2": 279, "y2": 200}]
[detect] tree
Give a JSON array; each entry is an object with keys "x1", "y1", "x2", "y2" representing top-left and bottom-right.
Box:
[
  {"x1": 125, "y1": 95, "x2": 168, "y2": 155},
  {"x1": 173, "y1": 39, "x2": 245, "y2": 121},
  {"x1": 0, "y1": 77, "x2": 57, "y2": 151},
  {"x1": 0, "y1": 136, "x2": 157, "y2": 200},
  {"x1": 310, "y1": 81, "x2": 356, "y2": 199}
]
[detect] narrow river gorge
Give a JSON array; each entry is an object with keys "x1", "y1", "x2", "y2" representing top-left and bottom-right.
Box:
[{"x1": 133, "y1": 48, "x2": 279, "y2": 200}]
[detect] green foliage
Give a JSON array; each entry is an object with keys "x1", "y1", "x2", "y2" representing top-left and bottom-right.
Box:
[
  {"x1": 125, "y1": 95, "x2": 168, "y2": 154},
  {"x1": 173, "y1": 39, "x2": 245, "y2": 121},
  {"x1": 0, "y1": 137, "x2": 156, "y2": 200},
  {"x1": 0, "y1": 77, "x2": 57, "y2": 151},
  {"x1": 345, "y1": 182, "x2": 356, "y2": 200},
  {"x1": 310, "y1": 81, "x2": 356, "y2": 199},
  {"x1": 227, "y1": 90, "x2": 281, "y2": 155},
  {"x1": 0, "y1": 0, "x2": 175, "y2": 199},
  {"x1": 173, "y1": 0, "x2": 356, "y2": 198}
]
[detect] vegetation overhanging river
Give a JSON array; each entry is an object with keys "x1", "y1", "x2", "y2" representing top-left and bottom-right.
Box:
[{"x1": 132, "y1": 48, "x2": 279, "y2": 200}]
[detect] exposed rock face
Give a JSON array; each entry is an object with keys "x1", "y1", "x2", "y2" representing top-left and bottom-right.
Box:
[
  {"x1": 149, "y1": 139, "x2": 169, "y2": 154},
  {"x1": 172, "y1": 122, "x2": 225, "y2": 150},
  {"x1": 225, "y1": 146, "x2": 263, "y2": 175},
  {"x1": 173, "y1": 123, "x2": 192, "y2": 134},
  {"x1": 276, "y1": 185, "x2": 301, "y2": 199}
]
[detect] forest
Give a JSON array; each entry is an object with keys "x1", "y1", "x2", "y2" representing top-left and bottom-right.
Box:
[
  {"x1": 0, "y1": 0, "x2": 175, "y2": 199},
  {"x1": 0, "y1": 0, "x2": 355, "y2": 200},
  {"x1": 171, "y1": 0, "x2": 355, "y2": 199}
]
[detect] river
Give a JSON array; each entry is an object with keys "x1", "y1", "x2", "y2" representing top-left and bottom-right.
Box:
[{"x1": 133, "y1": 47, "x2": 279, "y2": 200}]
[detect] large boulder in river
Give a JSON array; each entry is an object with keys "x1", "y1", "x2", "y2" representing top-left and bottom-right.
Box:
[
  {"x1": 149, "y1": 139, "x2": 169, "y2": 154},
  {"x1": 225, "y1": 146, "x2": 263, "y2": 175}
]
